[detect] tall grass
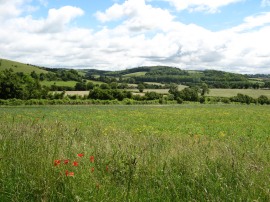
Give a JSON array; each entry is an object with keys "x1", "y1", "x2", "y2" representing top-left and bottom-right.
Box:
[{"x1": 0, "y1": 105, "x2": 270, "y2": 201}]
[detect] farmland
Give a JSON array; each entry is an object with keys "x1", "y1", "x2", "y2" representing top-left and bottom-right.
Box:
[
  {"x1": 1, "y1": 105, "x2": 270, "y2": 201},
  {"x1": 61, "y1": 87, "x2": 270, "y2": 98}
]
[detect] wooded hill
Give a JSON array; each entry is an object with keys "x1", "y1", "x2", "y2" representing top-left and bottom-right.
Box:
[{"x1": 1, "y1": 58, "x2": 270, "y2": 89}]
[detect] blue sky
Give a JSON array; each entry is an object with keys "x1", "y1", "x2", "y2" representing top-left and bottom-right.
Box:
[{"x1": 0, "y1": 0, "x2": 270, "y2": 73}]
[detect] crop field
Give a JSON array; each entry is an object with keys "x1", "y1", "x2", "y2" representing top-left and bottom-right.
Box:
[
  {"x1": 209, "y1": 88, "x2": 270, "y2": 98},
  {"x1": 1, "y1": 105, "x2": 270, "y2": 201}
]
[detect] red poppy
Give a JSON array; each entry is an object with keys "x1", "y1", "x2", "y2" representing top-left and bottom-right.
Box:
[
  {"x1": 65, "y1": 170, "x2": 74, "y2": 177},
  {"x1": 91, "y1": 167, "x2": 94, "y2": 173},
  {"x1": 73, "y1": 161, "x2": 79, "y2": 166},
  {"x1": 68, "y1": 172, "x2": 74, "y2": 176},
  {"x1": 90, "y1": 156, "x2": 94, "y2": 163},
  {"x1": 54, "y1": 160, "x2": 61, "y2": 166},
  {"x1": 77, "y1": 153, "x2": 84, "y2": 157},
  {"x1": 64, "y1": 159, "x2": 69, "y2": 164}
]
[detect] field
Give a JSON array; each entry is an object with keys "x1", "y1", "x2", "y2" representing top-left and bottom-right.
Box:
[
  {"x1": 122, "y1": 72, "x2": 147, "y2": 77},
  {"x1": 41, "y1": 80, "x2": 78, "y2": 87},
  {"x1": 209, "y1": 88, "x2": 270, "y2": 98},
  {"x1": 1, "y1": 105, "x2": 270, "y2": 201},
  {"x1": 41, "y1": 80, "x2": 104, "y2": 87},
  {"x1": 0, "y1": 58, "x2": 48, "y2": 74},
  {"x1": 62, "y1": 87, "x2": 270, "y2": 98}
]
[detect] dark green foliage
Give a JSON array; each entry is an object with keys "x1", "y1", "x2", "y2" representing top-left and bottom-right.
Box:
[
  {"x1": 75, "y1": 82, "x2": 87, "y2": 90},
  {"x1": 257, "y1": 95, "x2": 269, "y2": 105},
  {"x1": 137, "y1": 83, "x2": 145, "y2": 92},
  {"x1": 230, "y1": 93, "x2": 256, "y2": 104},
  {"x1": 144, "y1": 91, "x2": 162, "y2": 100},
  {"x1": 178, "y1": 87, "x2": 199, "y2": 102},
  {"x1": 0, "y1": 69, "x2": 24, "y2": 99},
  {"x1": 88, "y1": 87, "x2": 132, "y2": 101},
  {"x1": 0, "y1": 69, "x2": 48, "y2": 99}
]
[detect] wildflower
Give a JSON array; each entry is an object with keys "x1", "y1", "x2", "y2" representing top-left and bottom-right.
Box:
[
  {"x1": 90, "y1": 156, "x2": 94, "y2": 163},
  {"x1": 91, "y1": 167, "x2": 95, "y2": 173},
  {"x1": 68, "y1": 172, "x2": 74, "y2": 176},
  {"x1": 54, "y1": 160, "x2": 61, "y2": 166},
  {"x1": 64, "y1": 159, "x2": 69, "y2": 164},
  {"x1": 78, "y1": 153, "x2": 84, "y2": 157},
  {"x1": 73, "y1": 161, "x2": 79, "y2": 166},
  {"x1": 106, "y1": 165, "x2": 109, "y2": 172},
  {"x1": 65, "y1": 170, "x2": 74, "y2": 177}
]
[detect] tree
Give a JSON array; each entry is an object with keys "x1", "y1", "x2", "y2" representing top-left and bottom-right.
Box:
[
  {"x1": 179, "y1": 87, "x2": 199, "y2": 101},
  {"x1": 137, "y1": 83, "x2": 145, "y2": 93},
  {"x1": 200, "y1": 83, "x2": 210, "y2": 96},
  {"x1": 86, "y1": 82, "x2": 95, "y2": 90},
  {"x1": 30, "y1": 71, "x2": 38, "y2": 79},
  {"x1": 168, "y1": 83, "x2": 179, "y2": 96},
  {"x1": 0, "y1": 69, "x2": 24, "y2": 99},
  {"x1": 75, "y1": 82, "x2": 87, "y2": 91},
  {"x1": 258, "y1": 95, "x2": 268, "y2": 105}
]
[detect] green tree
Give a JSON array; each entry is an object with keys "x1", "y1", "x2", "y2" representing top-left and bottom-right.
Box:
[
  {"x1": 0, "y1": 69, "x2": 24, "y2": 99},
  {"x1": 200, "y1": 83, "x2": 210, "y2": 96},
  {"x1": 258, "y1": 95, "x2": 268, "y2": 105},
  {"x1": 137, "y1": 83, "x2": 145, "y2": 93}
]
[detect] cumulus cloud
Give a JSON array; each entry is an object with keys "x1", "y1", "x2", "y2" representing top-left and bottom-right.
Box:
[
  {"x1": 162, "y1": 0, "x2": 243, "y2": 13},
  {"x1": 1, "y1": 0, "x2": 270, "y2": 73},
  {"x1": 0, "y1": 0, "x2": 26, "y2": 20},
  {"x1": 230, "y1": 12, "x2": 270, "y2": 32},
  {"x1": 95, "y1": 0, "x2": 174, "y2": 32}
]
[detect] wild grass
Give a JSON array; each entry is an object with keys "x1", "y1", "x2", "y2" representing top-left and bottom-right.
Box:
[{"x1": 0, "y1": 105, "x2": 270, "y2": 201}]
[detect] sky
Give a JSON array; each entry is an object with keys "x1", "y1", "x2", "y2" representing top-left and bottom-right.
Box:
[{"x1": 0, "y1": 0, "x2": 270, "y2": 74}]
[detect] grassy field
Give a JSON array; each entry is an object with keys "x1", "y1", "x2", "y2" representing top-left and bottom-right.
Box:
[
  {"x1": 0, "y1": 105, "x2": 270, "y2": 201},
  {"x1": 0, "y1": 58, "x2": 48, "y2": 74},
  {"x1": 41, "y1": 80, "x2": 78, "y2": 87},
  {"x1": 41, "y1": 80, "x2": 104, "y2": 87},
  {"x1": 209, "y1": 88, "x2": 270, "y2": 98},
  {"x1": 122, "y1": 72, "x2": 147, "y2": 77}
]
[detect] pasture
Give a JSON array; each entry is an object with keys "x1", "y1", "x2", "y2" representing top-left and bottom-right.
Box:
[
  {"x1": 0, "y1": 105, "x2": 270, "y2": 201},
  {"x1": 0, "y1": 59, "x2": 48, "y2": 74}
]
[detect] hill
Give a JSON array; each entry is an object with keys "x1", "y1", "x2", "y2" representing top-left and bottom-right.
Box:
[
  {"x1": 85, "y1": 66, "x2": 267, "y2": 89},
  {"x1": 0, "y1": 58, "x2": 49, "y2": 74},
  {"x1": 1, "y1": 58, "x2": 270, "y2": 89}
]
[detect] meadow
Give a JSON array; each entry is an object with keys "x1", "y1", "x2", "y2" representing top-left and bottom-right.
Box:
[{"x1": 0, "y1": 105, "x2": 270, "y2": 201}]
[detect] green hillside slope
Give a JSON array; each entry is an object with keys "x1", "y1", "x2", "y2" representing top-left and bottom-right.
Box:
[{"x1": 0, "y1": 58, "x2": 48, "y2": 74}]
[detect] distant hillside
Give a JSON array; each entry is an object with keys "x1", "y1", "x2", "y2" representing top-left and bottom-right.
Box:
[
  {"x1": 85, "y1": 66, "x2": 261, "y2": 88},
  {"x1": 1, "y1": 58, "x2": 269, "y2": 89},
  {"x1": 0, "y1": 58, "x2": 49, "y2": 74}
]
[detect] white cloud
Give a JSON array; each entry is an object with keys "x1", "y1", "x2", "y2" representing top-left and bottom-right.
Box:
[
  {"x1": 0, "y1": 0, "x2": 26, "y2": 20},
  {"x1": 1, "y1": 1, "x2": 270, "y2": 73},
  {"x1": 96, "y1": 0, "x2": 175, "y2": 32},
  {"x1": 230, "y1": 12, "x2": 270, "y2": 32},
  {"x1": 163, "y1": 0, "x2": 243, "y2": 13}
]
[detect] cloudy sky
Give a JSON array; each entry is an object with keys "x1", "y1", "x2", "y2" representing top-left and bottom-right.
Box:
[{"x1": 0, "y1": 0, "x2": 270, "y2": 74}]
